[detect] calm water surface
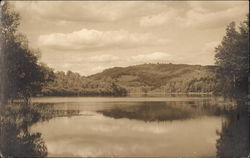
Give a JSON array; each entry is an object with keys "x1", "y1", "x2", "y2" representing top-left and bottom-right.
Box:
[{"x1": 29, "y1": 96, "x2": 228, "y2": 157}]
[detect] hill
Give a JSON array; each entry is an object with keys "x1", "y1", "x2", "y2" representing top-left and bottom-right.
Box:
[
  {"x1": 89, "y1": 63, "x2": 217, "y2": 95},
  {"x1": 41, "y1": 63, "x2": 218, "y2": 96}
]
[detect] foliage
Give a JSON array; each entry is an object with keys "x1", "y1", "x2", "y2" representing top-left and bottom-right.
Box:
[
  {"x1": 215, "y1": 16, "x2": 249, "y2": 97},
  {"x1": 42, "y1": 64, "x2": 217, "y2": 97},
  {"x1": 89, "y1": 63, "x2": 218, "y2": 95},
  {"x1": 215, "y1": 17, "x2": 249, "y2": 157},
  {"x1": 42, "y1": 71, "x2": 127, "y2": 96},
  {"x1": 0, "y1": 2, "x2": 54, "y2": 104}
]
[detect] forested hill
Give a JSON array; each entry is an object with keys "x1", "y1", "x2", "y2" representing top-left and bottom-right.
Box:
[
  {"x1": 89, "y1": 63, "x2": 217, "y2": 94},
  {"x1": 42, "y1": 63, "x2": 218, "y2": 96}
]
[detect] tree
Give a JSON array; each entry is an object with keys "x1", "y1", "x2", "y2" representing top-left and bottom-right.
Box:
[
  {"x1": 215, "y1": 15, "x2": 249, "y2": 97},
  {"x1": 0, "y1": 2, "x2": 54, "y2": 105},
  {"x1": 110, "y1": 82, "x2": 127, "y2": 96}
]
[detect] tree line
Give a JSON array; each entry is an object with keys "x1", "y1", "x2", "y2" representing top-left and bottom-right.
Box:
[{"x1": 41, "y1": 71, "x2": 127, "y2": 97}]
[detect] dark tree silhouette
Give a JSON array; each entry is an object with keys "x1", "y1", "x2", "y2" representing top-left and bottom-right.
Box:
[
  {"x1": 0, "y1": 2, "x2": 54, "y2": 105},
  {"x1": 215, "y1": 15, "x2": 249, "y2": 97},
  {"x1": 215, "y1": 16, "x2": 249, "y2": 158}
]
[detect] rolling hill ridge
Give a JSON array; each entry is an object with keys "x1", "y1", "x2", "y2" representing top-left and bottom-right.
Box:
[
  {"x1": 89, "y1": 63, "x2": 217, "y2": 95},
  {"x1": 42, "y1": 63, "x2": 218, "y2": 96}
]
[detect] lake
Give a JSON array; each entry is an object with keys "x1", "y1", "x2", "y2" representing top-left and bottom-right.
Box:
[{"x1": 26, "y1": 96, "x2": 230, "y2": 157}]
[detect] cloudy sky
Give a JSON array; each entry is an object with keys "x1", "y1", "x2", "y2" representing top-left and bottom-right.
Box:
[{"x1": 10, "y1": 1, "x2": 248, "y2": 76}]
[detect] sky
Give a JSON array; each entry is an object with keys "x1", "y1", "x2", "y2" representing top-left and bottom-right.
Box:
[{"x1": 10, "y1": 1, "x2": 249, "y2": 76}]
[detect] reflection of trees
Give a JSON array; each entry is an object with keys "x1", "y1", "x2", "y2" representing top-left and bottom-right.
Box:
[
  {"x1": 0, "y1": 103, "x2": 81, "y2": 157},
  {"x1": 98, "y1": 100, "x2": 228, "y2": 122},
  {"x1": 0, "y1": 105, "x2": 48, "y2": 157},
  {"x1": 216, "y1": 99, "x2": 249, "y2": 158}
]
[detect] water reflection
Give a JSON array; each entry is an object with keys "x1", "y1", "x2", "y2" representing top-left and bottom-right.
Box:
[
  {"x1": 98, "y1": 100, "x2": 227, "y2": 122},
  {"x1": 32, "y1": 113, "x2": 222, "y2": 157},
  {"x1": 0, "y1": 104, "x2": 80, "y2": 157},
  {"x1": 1, "y1": 97, "x2": 247, "y2": 157},
  {"x1": 216, "y1": 99, "x2": 249, "y2": 158},
  {"x1": 0, "y1": 105, "x2": 48, "y2": 157},
  {"x1": 30, "y1": 97, "x2": 228, "y2": 157}
]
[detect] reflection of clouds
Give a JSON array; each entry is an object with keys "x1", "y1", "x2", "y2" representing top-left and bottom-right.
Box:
[
  {"x1": 31, "y1": 113, "x2": 221, "y2": 157},
  {"x1": 131, "y1": 123, "x2": 171, "y2": 134}
]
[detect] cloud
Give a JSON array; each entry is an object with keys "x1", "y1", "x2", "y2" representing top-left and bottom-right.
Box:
[
  {"x1": 41, "y1": 52, "x2": 174, "y2": 75},
  {"x1": 38, "y1": 28, "x2": 169, "y2": 51},
  {"x1": 187, "y1": 1, "x2": 247, "y2": 12},
  {"x1": 87, "y1": 52, "x2": 172, "y2": 65},
  {"x1": 131, "y1": 52, "x2": 172, "y2": 63},
  {"x1": 201, "y1": 41, "x2": 219, "y2": 55},
  {"x1": 140, "y1": 9, "x2": 178, "y2": 27},
  {"x1": 192, "y1": 41, "x2": 220, "y2": 65},
  {"x1": 88, "y1": 54, "x2": 120, "y2": 63},
  {"x1": 138, "y1": 1, "x2": 248, "y2": 29},
  {"x1": 11, "y1": 1, "x2": 129, "y2": 22},
  {"x1": 11, "y1": 1, "x2": 166, "y2": 23},
  {"x1": 12, "y1": 1, "x2": 248, "y2": 29},
  {"x1": 181, "y1": 2, "x2": 248, "y2": 28},
  {"x1": 10, "y1": 1, "x2": 248, "y2": 76}
]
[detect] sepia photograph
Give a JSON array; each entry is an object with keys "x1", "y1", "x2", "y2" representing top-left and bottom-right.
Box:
[{"x1": 0, "y1": 0, "x2": 249, "y2": 157}]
